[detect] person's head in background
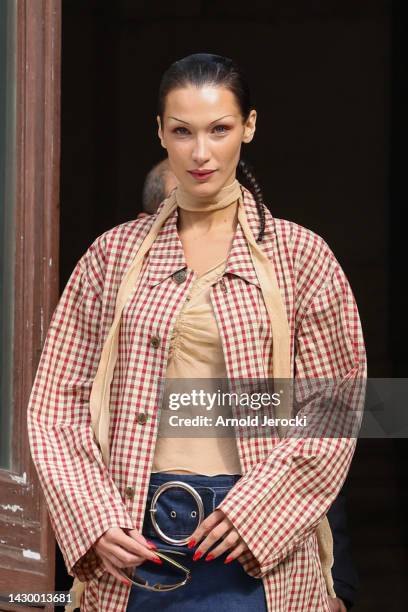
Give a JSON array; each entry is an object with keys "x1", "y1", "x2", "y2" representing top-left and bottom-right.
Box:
[{"x1": 138, "y1": 157, "x2": 178, "y2": 219}]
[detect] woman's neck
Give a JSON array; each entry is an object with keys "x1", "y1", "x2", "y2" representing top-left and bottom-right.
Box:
[{"x1": 175, "y1": 178, "x2": 241, "y2": 237}]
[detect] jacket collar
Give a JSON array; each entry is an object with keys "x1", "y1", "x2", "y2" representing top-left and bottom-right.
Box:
[{"x1": 146, "y1": 183, "x2": 276, "y2": 288}]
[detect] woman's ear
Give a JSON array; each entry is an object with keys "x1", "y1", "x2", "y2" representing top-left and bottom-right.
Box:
[
  {"x1": 157, "y1": 115, "x2": 167, "y2": 149},
  {"x1": 242, "y1": 109, "x2": 257, "y2": 144}
]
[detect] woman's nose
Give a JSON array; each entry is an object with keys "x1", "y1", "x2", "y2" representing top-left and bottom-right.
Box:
[{"x1": 191, "y1": 136, "x2": 210, "y2": 165}]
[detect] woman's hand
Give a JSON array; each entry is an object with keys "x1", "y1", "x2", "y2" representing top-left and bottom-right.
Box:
[
  {"x1": 93, "y1": 527, "x2": 162, "y2": 585},
  {"x1": 186, "y1": 508, "x2": 254, "y2": 565},
  {"x1": 328, "y1": 597, "x2": 347, "y2": 612}
]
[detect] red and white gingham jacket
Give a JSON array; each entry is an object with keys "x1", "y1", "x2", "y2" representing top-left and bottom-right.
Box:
[{"x1": 27, "y1": 185, "x2": 366, "y2": 611}]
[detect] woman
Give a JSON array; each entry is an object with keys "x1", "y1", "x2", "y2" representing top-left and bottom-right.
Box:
[{"x1": 27, "y1": 53, "x2": 366, "y2": 611}]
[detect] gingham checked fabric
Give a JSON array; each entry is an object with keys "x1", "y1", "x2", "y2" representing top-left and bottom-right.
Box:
[{"x1": 27, "y1": 185, "x2": 366, "y2": 611}]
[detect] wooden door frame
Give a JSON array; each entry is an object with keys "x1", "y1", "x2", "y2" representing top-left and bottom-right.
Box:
[{"x1": 0, "y1": 0, "x2": 61, "y2": 607}]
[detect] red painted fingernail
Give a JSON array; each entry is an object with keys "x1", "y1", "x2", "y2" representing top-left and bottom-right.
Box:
[
  {"x1": 192, "y1": 550, "x2": 203, "y2": 561},
  {"x1": 122, "y1": 578, "x2": 131, "y2": 586},
  {"x1": 187, "y1": 538, "x2": 196, "y2": 549},
  {"x1": 205, "y1": 553, "x2": 215, "y2": 562},
  {"x1": 224, "y1": 556, "x2": 234, "y2": 564},
  {"x1": 152, "y1": 556, "x2": 163, "y2": 565},
  {"x1": 146, "y1": 539, "x2": 158, "y2": 550}
]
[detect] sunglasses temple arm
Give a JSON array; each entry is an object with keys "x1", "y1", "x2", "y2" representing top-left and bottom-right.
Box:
[{"x1": 154, "y1": 550, "x2": 190, "y2": 573}]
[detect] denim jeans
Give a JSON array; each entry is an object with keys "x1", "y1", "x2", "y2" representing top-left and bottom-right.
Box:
[{"x1": 125, "y1": 472, "x2": 268, "y2": 612}]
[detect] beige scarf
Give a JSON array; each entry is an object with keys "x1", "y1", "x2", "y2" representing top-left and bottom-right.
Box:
[{"x1": 66, "y1": 179, "x2": 335, "y2": 610}]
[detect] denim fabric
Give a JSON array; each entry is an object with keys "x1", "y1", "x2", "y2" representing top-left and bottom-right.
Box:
[{"x1": 125, "y1": 472, "x2": 267, "y2": 612}]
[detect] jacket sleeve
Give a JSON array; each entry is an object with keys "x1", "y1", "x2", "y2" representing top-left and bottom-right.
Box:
[
  {"x1": 27, "y1": 239, "x2": 134, "y2": 582},
  {"x1": 214, "y1": 255, "x2": 367, "y2": 579}
]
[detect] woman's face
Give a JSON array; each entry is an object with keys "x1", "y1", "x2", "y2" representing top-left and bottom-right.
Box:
[{"x1": 157, "y1": 85, "x2": 257, "y2": 197}]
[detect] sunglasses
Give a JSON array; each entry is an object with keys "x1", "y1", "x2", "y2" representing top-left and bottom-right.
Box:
[{"x1": 119, "y1": 548, "x2": 191, "y2": 592}]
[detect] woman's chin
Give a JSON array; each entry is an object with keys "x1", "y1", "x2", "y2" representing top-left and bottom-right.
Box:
[{"x1": 180, "y1": 182, "x2": 220, "y2": 198}]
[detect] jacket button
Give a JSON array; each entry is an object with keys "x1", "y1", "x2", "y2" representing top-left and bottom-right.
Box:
[
  {"x1": 150, "y1": 335, "x2": 160, "y2": 348},
  {"x1": 173, "y1": 269, "x2": 187, "y2": 284},
  {"x1": 125, "y1": 486, "x2": 134, "y2": 499},
  {"x1": 136, "y1": 412, "x2": 148, "y2": 424}
]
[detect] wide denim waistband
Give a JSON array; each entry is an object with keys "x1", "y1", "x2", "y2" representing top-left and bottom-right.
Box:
[
  {"x1": 148, "y1": 471, "x2": 242, "y2": 488},
  {"x1": 142, "y1": 472, "x2": 242, "y2": 540}
]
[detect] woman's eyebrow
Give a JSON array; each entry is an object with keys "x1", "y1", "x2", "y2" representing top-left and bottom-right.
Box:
[{"x1": 168, "y1": 114, "x2": 235, "y2": 125}]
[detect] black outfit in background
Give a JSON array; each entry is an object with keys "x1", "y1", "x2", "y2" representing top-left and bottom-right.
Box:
[{"x1": 327, "y1": 483, "x2": 359, "y2": 610}]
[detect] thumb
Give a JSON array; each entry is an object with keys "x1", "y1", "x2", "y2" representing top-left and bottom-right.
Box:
[{"x1": 125, "y1": 528, "x2": 158, "y2": 550}]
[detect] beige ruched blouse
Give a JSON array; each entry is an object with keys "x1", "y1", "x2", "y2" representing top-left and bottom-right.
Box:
[{"x1": 151, "y1": 258, "x2": 242, "y2": 475}]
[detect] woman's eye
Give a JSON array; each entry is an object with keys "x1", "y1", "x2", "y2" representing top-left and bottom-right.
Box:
[
  {"x1": 174, "y1": 127, "x2": 190, "y2": 135},
  {"x1": 214, "y1": 125, "x2": 229, "y2": 134}
]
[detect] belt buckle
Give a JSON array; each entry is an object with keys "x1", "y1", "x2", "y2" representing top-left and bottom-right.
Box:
[{"x1": 149, "y1": 481, "x2": 205, "y2": 545}]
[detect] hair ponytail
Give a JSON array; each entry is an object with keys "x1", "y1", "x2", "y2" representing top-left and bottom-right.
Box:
[{"x1": 237, "y1": 158, "x2": 266, "y2": 243}]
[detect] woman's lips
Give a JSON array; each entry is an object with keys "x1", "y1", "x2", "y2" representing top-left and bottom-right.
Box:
[{"x1": 188, "y1": 170, "x2": 216, "y2": 181}]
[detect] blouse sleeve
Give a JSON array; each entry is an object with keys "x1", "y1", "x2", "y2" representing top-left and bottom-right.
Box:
[
  {"x1": 214, "y1": 252, "x2": 367, "y2": 579},
  {"x1": 27, "y1": 240, "x2": 134, "y2": 582}
]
